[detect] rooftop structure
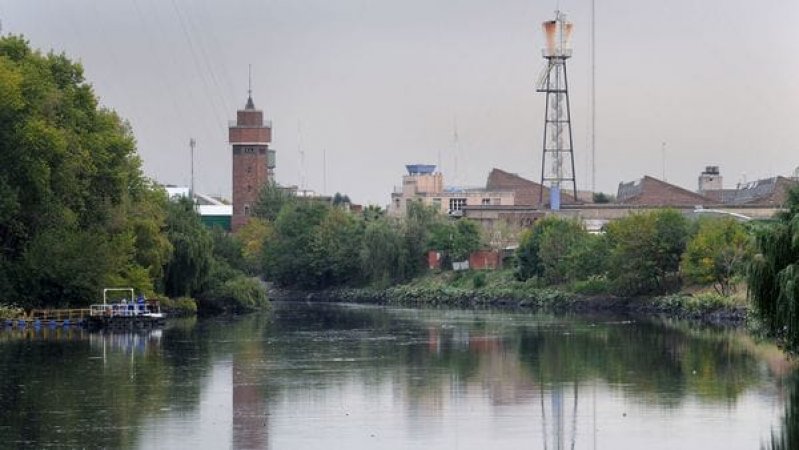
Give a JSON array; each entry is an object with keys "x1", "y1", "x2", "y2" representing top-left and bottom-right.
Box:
[
  {"x1": 388, "y1": 165, "x2": 515, "y2": 217},
  {"x1": 617, "y1": 176, "x2": 710, "y2": 206}
]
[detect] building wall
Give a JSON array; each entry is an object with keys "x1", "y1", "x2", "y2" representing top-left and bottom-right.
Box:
[{"x1": 390, "y1": 190, "x2": 515, "y2": 216}]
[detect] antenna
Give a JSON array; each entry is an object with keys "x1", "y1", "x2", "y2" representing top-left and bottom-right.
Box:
[
  {"x1": 189, "y1": 138, "x2": 196, "y2": 202},
  {"x1": 452, "y1": 117, "x2": 460, "y2": 184},
  {"x1": 248, "y1": 64, "x2": 252, "y2": 98},
  {"x1": 661, "y1": 141, "x2": 666, "y2": 181},
  {"x1": 297, "y1": 120, "x2": 306, "y2": 189}
]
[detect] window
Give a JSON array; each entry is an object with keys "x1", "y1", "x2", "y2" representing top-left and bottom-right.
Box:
[
  {"x1": 243, "y1": 147, "x2": 256, "y2": 154},
  {"x1": 244, "y1": 205, "x2": 250, "y2": 216},
  {"x1": 247, "y1": 185, "x2": 252, "y2": 192},
  {"x1": 481, "y1": 198, "x2": 491, "y2": 205},
  {"x1": 449, "y1": 198, "x2": 467, "y2": 212}
]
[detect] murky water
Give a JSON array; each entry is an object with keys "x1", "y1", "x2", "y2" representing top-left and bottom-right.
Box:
[{"x1": 0, "y1": 301, "x2": 796, "y2": 449}]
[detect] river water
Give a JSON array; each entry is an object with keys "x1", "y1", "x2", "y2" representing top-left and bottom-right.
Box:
[{"x1": 0, "y1": 301, "x2": 796, "y2": 449}]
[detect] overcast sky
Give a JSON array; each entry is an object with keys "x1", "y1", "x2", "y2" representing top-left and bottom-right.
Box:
[{"x1": 1, "y1": 0, "x2": 798, "y2": 205}]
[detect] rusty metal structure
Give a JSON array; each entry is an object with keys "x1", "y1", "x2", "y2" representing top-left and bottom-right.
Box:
[{"x1": 537, "y1": 11, "x2": 577, "y2": 209}]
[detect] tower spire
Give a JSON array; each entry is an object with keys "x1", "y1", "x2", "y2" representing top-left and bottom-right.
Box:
[{"x1": 246, "y1": 64, "x2": 255, "y2": 109}]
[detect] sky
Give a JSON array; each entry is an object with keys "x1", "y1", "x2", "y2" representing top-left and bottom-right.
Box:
[{"x1": 0, "y1": 0, "x2": 798, "y2": 205}]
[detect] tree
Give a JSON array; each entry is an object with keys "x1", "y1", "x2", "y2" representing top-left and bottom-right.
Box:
[
  {"x1": 362, "y1": 204, "x2": 385, "y2": 222},
  {"x1": 681, "y1": 218, "x2": 752, "y2": 295},
  {"x1": 748, "y1": 186, "x2": 799, "y2": 346},
  {"x1": 592, "y1": 192, "x2": 615, "y2": 204},
  {"x1": 605, "y1": 210, "x2": 688, "y2": 295},
  {"x1": 515, "y1": 216, "x2": 604, "y2": 284},
  {"x1": 236, "y1": 218, "x2": 273, "y2": 273},
  {"x1": 360, "y1": 218, "x2": 406, "y2": 286},
  {"x1": 308, "y1": 207, "x2": 361, "y2": 287},
  {"x1": 162, "y1": 198, "x2": 213, "y2": 298},
  {"x1": 0, "y1": 36, "x2": 170, "y2": 306},
  {"x1": 428, "y1": 219, "x2": 483, "y2": 263},
  {"x1": 261, "y1": 201, "x2": 330, "y2": 287},
  {"x1": 252, "y1": 182, "x2": 294, "y2": 221}
]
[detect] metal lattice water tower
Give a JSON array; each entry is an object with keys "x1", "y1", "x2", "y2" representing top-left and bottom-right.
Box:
[{"x1": 536, "y1": 11, "x2": 577, "y2": 209}]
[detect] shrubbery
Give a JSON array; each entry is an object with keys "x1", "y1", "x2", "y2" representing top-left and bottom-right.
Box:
[{"x1": 198, "y1": 276, "x2": 269, "y2": 315}]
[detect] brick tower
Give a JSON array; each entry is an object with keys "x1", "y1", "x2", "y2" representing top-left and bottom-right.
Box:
[{"x1": 229, "y1": 91, "x2": 274, "y2": 232}]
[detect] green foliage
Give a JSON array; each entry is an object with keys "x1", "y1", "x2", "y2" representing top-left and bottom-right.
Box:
[
  {"x1": 605, "y1": 210, "x2": 688, "y2": 295},
  {"x1": 515, "y1": 217, "x2": 604, "y2": 284},
  {"x1": 159, "y1": 296, "x2": 198, "y2": 317},
  {"x1": 0, "y1": 36, "x2": 177, "y2": 307},
  {"x1": 748, "y1": 186, "x2": 799, "y2": 347},
  {"x1": 359, "y1": 218, "x2": 407, "y2": 287},
  {"x1": 252, "y1": 181, "x2": 294, "y2": 221},
  {"x1": 592, "y1": 192, "x2": 614, "y2": 203},
  {"x1": 236, "y1": 218, "x2": 272, "y2": 273},
  {"x1": 262, "y1": 201, "x2": 331, "y2": 288},
  {"x1": 682, "y1": 218, "x2": 752, "y2": 295},
  {"x1": 472, "y1": 271, "x2": 487, "y2": 289},
  {"x1": 162, "y1": 198, "x2": 213, "y2": 298},
  {"x1": 0, "y1": 304, "x2": 24, "y2": 319},
  {"x1": 308, "y1": 207, "x2": 361, "y2": 287},
  {"x1": 362, "y1": 204, "x2": 385, "y2": 222},
  {"x1": 428, "y1": 219, "x2": 483, "y2": 262},
  {"x1": 199, "y1": 276, "x2": 269, "y2": 314},
  {"x1": 569, "y1": 276, "x2": 612, "y2": 295}
]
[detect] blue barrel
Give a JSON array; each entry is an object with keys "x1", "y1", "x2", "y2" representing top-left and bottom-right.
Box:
[
  {"x1": 63, "y1": 319, "x2": 70, "y2": 327},
  {"x1": 49, "y1": 320, "x2": 57, "y2": 328},
  {"x1": 34, "y1": 320, "x2": 41, "y2": 328},
  {"x1": 17, "y1": 320, "x2": 26, "y2": 328},
  {"x1": 4, "y1": 320, "x2": 11, "y2": 327}
]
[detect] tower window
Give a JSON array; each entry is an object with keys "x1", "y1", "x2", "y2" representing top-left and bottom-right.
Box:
[
  {"x1": 244, "y1": 205, "x2": 250, "y2": 216},
  {"x1": 247, "y1": 185, "x2": 252, "y2": 192}
]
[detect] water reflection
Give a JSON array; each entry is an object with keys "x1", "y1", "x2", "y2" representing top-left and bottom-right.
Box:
[{"x1": 0, "y1": 303, "x2": 795, "y2": 449}]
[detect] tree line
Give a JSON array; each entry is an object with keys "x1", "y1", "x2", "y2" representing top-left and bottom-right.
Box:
[
  {"x1": 0, "y1": 36, "x2": 265, "y2": 312},
  {"x1": 242, "y1": 183, "x2": 483, "y2": 290}
]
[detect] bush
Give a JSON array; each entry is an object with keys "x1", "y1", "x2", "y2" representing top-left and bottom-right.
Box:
[
  {"x1": 681, "y1": 218, "x2": 752, "y2": 296},
  {"x1": 570, "y1": 276, "x2": 612, "y2": 295},
  {"x1": 0, "y1": 305, "x2": 24, "y2": 320},
  {"x1": 605, "y1": 210, "x2": 688, "y2": 295},
  {"x1": 472, "y1": 271, "x2": 487, "y2": 289},
  {"x1": 198, "y1": 276, "x2": 269, "y2": 314},
  {"x1": 159, "y1": 296, "x2": 198, "y2": 317}
]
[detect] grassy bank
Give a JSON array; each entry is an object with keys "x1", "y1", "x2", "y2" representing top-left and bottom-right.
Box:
[{"x1": 277, "y1": 269, "x2": 748, "y2": 325}]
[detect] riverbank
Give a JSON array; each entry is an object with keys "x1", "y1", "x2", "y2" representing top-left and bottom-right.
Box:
[{"x1": 270, "y1": 270, "x2": 749, "y2": 326}]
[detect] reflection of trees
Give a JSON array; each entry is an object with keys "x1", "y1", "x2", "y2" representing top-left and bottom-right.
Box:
[
  {"x1": 258, "y1": 305, "x2": 783, "y2": 414},
  {"x1": 0, "y1": 304, "x2": 792, "y2": 447},
  {"x1": 765, "y1": 374, "x2": 799, "y2": 450},
  {"x1": 0, "y1": 327, "x2": 200, "y2": 447},
  {"x1": 515, "y1": 317, "x2": 767, "y2": 407}
]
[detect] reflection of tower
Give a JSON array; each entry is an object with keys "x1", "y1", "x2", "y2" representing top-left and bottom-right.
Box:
[
  {"x1": 229, "y1": 72, "x2": 275, "y2": 232},
  {"x1": 233, "y1": 341, "x2": 268, "y2": 448},
  {"x1": 537, "y1": 11, "x2": 577, "y2": 209}
]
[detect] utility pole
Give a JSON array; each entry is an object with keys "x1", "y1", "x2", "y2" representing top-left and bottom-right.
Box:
[
  {"x1": 189, "y1": 137, "x2": 196, "y2": 201},
  {"x1": 322, "y1": 148, "x2": 327, "y2": 194},
  {"x1": 591, "y1": 0, "x2": 596, "y2": 194},
  {"x1": 661, "y1": 141, "x2": 667, "y2": 181}
]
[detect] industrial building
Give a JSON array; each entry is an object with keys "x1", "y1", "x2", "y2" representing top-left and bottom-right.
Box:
[{"x1": 388, "y1": 165, "x2": 515, "y2": 217}]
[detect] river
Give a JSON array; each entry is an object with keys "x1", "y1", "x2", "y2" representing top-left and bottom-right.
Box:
[{"x1": 0, "y1": 301, "x2": 796, "y2": 449}]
